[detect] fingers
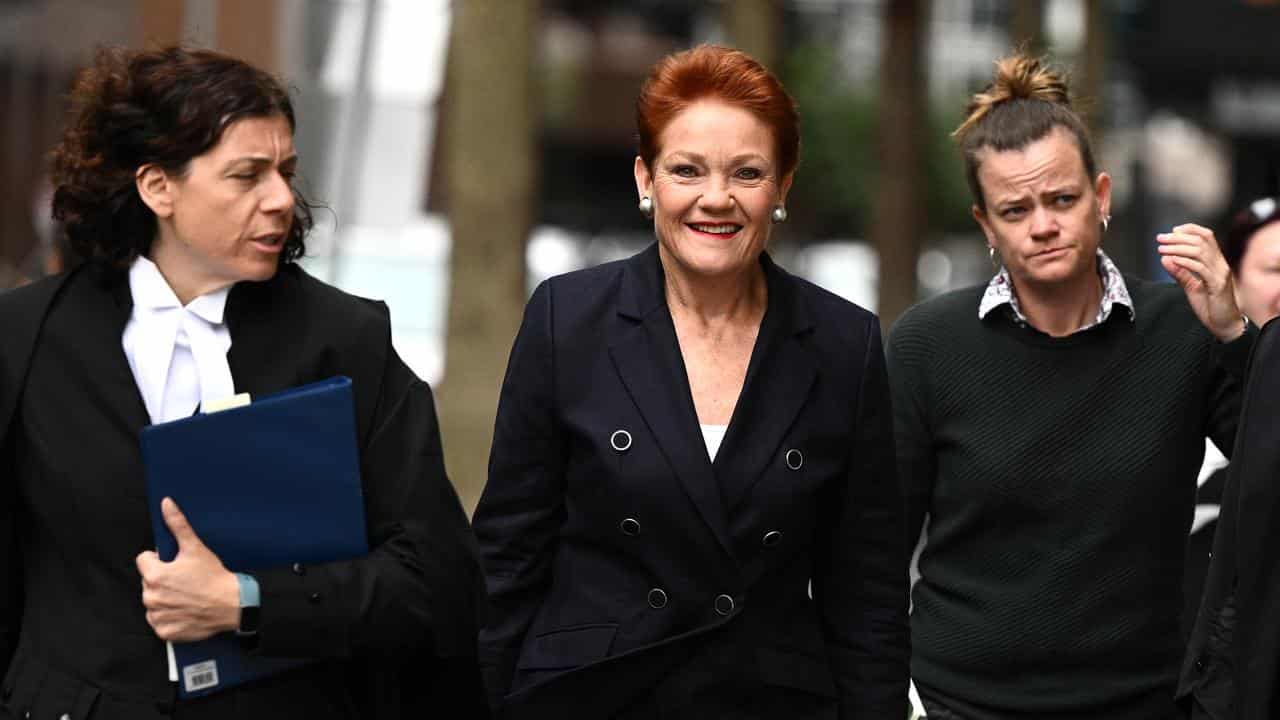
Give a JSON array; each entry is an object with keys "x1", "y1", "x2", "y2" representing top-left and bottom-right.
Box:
[
  {"x1": 1161, "y1": 256, "x2": 1203, "y2": 292},
  {"x1": 1171, "y1": 223, "x2": 1214, "y2": 239},
  {"x1": 1157, "y1": 234, "x2": 1216, "y2": 259},
  {"x1": 1162, "y1": 255, "x2": 1206, "y2": 285},
  {"x1": 1158, "y1": 227, "x2": 1229, "y2": 292},
  {"x1": 135, "y1": 550, "x2": 160, "y2": 578},
  {"x1": 161, "y1": 497, "x2": 204, "y2": 553},
  {"x1": 1158, "y1": 225, "x2": 1219, "y2": 253},
  {"x1": 137, "y1": 551, "x2": 167, "y2": 611},
  {"x1": 145, "y1": 609, "x2": 182, "y2": 641}
]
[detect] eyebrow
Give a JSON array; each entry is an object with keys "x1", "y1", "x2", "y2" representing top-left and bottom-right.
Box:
[
  {"x1": 992, "y1": 193, "x2": 1029, "y2": 208},
  {"x1": 664, "y1": 151, "x2": 769, "y2": 165},
  {"x1": 1039, "y1": 184, "x2": 1081, "y2": 195},
  {"x1": 994, "y1": 184, "x2": 1082, "y2": 206},
  {"x1": 228, "y1": 154, "x2": 298, "y2": 168}
]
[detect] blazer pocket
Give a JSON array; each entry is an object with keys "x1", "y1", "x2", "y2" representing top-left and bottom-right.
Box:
[
  {"x1": 756, "y1": 646, "x2": 839, "y2": 699},
  {"x1": 515, "y1": 623, "x2": 618, "y2": 671},
  {"x1": 3, "y1": 654, "x2": 99, "y2": 720}
]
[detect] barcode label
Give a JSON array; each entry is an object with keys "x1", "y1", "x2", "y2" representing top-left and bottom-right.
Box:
[{"x1": 183, "y1": 660, "x2": 220, "y2": 692}]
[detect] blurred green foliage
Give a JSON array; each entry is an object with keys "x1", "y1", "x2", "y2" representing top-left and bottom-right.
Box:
[{"x1": 782, "y1": 42, "x2": 975, "y2": 240}]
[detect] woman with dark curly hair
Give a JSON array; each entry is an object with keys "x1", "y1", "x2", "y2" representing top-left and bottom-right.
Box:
[{"x1": 0, "y1": 46, "x2": 483, "y2": 720}]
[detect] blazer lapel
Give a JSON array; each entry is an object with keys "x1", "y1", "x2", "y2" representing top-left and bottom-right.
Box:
[
  {"x1": 95, "y1": 265, "x2": 151, "y2": 432},
  {"x1": 713, "y1": 255, "x2": 818, "y2": 512},
  {"x1": 224, "y1": 274, "x2": 286, "y2": 395},
  {"x1": 608, "y1": 245, "x2": 736, "y2": 561}
]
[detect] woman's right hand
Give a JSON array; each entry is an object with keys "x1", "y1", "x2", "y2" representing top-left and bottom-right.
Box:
[
  {"x1": 1158, "y1": 224, "x2": 1245, "y2": 342},
  {"x1": 135, "y1": 497, "x2": 241, "y2": 642}
]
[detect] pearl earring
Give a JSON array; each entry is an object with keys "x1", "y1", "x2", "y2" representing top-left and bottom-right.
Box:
[
  {"x1": 771, "y1": 205, "x2": 788, "y2": 224},
  {"x1": 638, "y1": 196, "x2": 653, "y2": 218}
]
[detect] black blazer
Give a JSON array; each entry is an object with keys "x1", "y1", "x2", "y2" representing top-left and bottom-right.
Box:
[
  {"x1": 474, "y1": 245, "x2": 910, "y2": 719},
  {"x1": 1179, "y1": 317, "x2": 1280, "y2": 719},
  {"x1": 0, "y1": 262, "x2": 485, "y2": 720}
]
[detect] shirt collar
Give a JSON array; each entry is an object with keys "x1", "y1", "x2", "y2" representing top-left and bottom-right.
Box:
[
  {"x1": 978, "y1": 249, "x2": 1135, "y2": 330},
  {"x1": 128, "y1": 255, "x2": 231, "y2": 325}
]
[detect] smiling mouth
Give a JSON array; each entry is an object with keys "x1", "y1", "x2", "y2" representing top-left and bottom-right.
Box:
[{"x1": 686, "y1": 222, "x2": 743, "y2": 237}]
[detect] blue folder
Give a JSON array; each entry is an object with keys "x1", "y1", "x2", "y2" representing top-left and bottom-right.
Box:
[{"x1": 140, "y1": 376, "x2": 368, "y2": 698}]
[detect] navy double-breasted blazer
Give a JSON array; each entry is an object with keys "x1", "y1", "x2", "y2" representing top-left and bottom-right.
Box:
[{"x1": 474, "y1": 244, "x2": 910, "y2": 719}]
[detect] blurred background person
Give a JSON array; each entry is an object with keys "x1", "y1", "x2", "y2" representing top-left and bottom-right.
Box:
[
  {"x1": 1220, "y1": 196, "x2": 1280, "y2": 327},
  {"x1": 1182, "y1": 193, "x2": 1280, "y2": 645},
  {"x1": 473, "y1": 45, "x2": 909, "y2": 719},
  {"x1": 888, "y1": 52, "x2": 1254, "y2": 720},
  {"x1": 1178, "y1": 194, "x2": 1280, "y2": 720},
  {"x1": 0, "y1": 45, "x2": 482, "y2": 720}
]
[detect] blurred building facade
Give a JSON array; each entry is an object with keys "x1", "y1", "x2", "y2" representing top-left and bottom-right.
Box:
[{"x1": 2, "y1": 0, "x2": 1279, "y2": 364}]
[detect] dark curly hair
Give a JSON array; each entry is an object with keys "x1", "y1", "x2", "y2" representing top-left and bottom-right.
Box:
[{"x1": 50, "y1": 45, "x2": 313, "y2": 268}]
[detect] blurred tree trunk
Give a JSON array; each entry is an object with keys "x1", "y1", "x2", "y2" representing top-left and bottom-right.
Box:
[
  {"x1": 1079, "y1": 0, "x2": 1106, "y2": 139},
  {"x1": 218, "y1": 0, "x2": 281, "y2": 73},
  {"x1": 135, "y1": 0, "x2": 185, "y2": 45},
  {"x1": 872, "y1": 0, "x2": 928, "y2": 329},
  {"x1": 1010, "y1": 0, "x2": 1045, "y2": 55},
  {"x1": 724, "y1": 0, "x2": 781, "y2": 69},
  {"x1": 439, "y1": 1, "x2": 538, "y2": 515}
]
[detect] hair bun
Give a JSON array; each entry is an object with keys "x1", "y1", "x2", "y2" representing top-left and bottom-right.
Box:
[{"x1": 954, "y1": 53, "x2": 1070, "y2": 139}]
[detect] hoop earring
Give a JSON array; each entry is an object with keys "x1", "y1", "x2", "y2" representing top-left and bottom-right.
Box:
[
  {"x1": 771, "y1": 205, "x2": 788, "y2": 224},
  {"x1": 638, "y1": 196, "x2": 653, "y2": 219}
]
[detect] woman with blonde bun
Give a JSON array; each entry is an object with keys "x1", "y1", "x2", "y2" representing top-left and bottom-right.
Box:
[{"x1": 887, "y1": 53, "x2": 1253, "y2": 719}]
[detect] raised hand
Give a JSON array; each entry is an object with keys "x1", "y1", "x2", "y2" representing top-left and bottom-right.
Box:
[{"x1": 1158, "y1": 223, "x2": 1245, "y2": 342}]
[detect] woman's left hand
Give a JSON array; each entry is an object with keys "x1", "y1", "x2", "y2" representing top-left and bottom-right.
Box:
[
  {"x1": 135, "y1": 497, "x2": 241, "y2": 642},
  {"x1": 1158, "y1": 223, "x2": 1245, "y2": 342}
]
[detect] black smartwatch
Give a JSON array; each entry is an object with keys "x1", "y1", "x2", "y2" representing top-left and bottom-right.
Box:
[
  {"x1": 234, "y1": 572, "x2": 261, "y2": 636},
  {"x1": 238, "y1": 604, "x2": 261, "y2": 635}
]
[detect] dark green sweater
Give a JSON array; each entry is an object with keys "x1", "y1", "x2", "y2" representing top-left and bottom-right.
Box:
[{"x1": 887, "y1": 276, "x2": 1254, "y2": 720}]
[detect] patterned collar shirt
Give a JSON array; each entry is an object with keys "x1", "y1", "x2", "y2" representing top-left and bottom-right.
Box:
[{"x1": 978, "y1": 249, "x2": 1135, "y2": 333}]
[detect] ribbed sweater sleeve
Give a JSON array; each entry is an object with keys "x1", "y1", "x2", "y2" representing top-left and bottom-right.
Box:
[{"x1": 1206, "y1": 323, "x2": 1256, "y2": 458}]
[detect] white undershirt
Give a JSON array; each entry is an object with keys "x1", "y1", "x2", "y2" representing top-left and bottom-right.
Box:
[
  {"x1": 121, "y1": 256, "x2": 234, "y2": 424},
  {"x1": 122, "y1": 256, "x2": 235, "y2": 683},
  {"x1": 700, "y1": 423, "x2": 728, "y2": 462}
]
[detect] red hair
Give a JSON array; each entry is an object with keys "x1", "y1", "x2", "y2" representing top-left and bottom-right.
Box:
[{"x1": 636, "y1": 44, "x2": 799, "y2": 178}]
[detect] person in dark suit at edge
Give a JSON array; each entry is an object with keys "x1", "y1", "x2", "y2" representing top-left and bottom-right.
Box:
[
  {"x1": 1179, "y1": 195, "x2": 1280, "y2": 720},
  {"x1": 0, "y1": 46, "x2": 484, "y2": 720},
  {"x1": 473, "y1": 44, "x2": 910, "y2": 719}
]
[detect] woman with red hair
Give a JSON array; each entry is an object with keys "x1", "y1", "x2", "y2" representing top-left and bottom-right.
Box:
[{"x1": 474, "y1": 45, "x2": 909, "y2": 718}]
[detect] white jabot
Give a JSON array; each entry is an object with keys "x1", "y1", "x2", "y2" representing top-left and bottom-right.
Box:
[
  {"x1": 122, "y1": 256, "x2": 234, "y2": 424},
  {"x1": 700, "y1": 423, "x2": 728, "y2": 462}
]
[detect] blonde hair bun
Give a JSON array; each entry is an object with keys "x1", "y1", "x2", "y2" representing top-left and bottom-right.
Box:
[{"x1": 954, "y1": 54, "x2": 1071, "y2": 139}]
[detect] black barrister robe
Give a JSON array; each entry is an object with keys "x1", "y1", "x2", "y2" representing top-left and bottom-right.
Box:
[
  {"x1": 0, "y1": 261, "x2": 486, "y2": 720},
  {"x1": 474, "y1": 245, "x2": 911, "y2": 719},
  {"x1": 1179, "y1": 316, "x2": 1280, "y2": 720}
]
